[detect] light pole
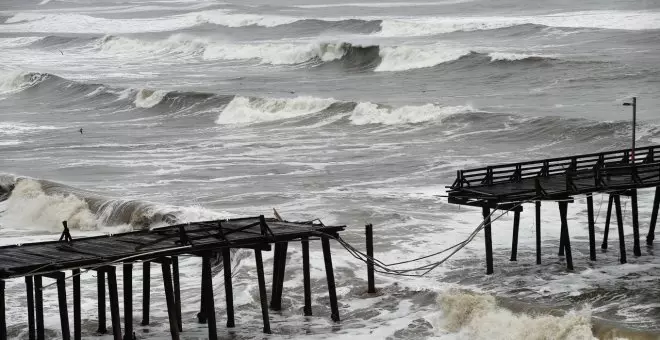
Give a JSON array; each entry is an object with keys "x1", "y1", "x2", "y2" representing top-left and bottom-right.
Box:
[{"x1": 623, "y1": 97, "x2": 637, "y2": 162}]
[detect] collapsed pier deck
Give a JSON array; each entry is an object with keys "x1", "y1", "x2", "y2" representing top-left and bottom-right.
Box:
[
  {"x1": 447, "y1": 144, "x2": 660, "y2": 274},
  {"x1": 0, "y1": 216, "x2": 345, "y2": 340}
]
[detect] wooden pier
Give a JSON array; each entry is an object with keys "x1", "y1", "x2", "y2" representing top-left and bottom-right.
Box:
[
  {"x1": 447, "y1": 145, "x2": 660, "y2": 274},
  {"x1": 0, "y1": 216, "x2": 345, "y2": 339}
]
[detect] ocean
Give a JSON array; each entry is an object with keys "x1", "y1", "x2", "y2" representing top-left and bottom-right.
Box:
[{"x1": 1, "y1": 0, "x2": 660, "y2": 339}]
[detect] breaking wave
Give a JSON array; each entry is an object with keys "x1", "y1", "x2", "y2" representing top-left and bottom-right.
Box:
[
  {"x1": 0, "y1": 175, "x2": 232, "y2": 231},
  {"x1": 216, "y1": 96, "x2": 337, "y2": 124},
  {"x1": 436, "y1": 290, "x2": 594, "y2": 340},
  {"x1": 0, "y1": 71, "x2": 53, "y2": 94}
]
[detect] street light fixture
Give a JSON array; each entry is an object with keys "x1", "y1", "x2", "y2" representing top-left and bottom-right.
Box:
[{"x1": 623, "y1": 97, "x2": 637, "y2": 162}]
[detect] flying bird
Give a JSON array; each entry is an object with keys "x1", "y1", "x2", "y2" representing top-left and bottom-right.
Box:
[{"x1": 79, "y1": 128, "x2": 83, "y2": 134}]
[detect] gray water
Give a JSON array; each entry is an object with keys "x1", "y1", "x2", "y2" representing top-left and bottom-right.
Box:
[{"x1": 1, "y1": 0, "x2": 660, "y2": 339}]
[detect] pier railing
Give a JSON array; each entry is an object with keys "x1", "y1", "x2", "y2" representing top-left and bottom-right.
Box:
[{"x1": 451, "y1": 145, "x2": 660, "y2": 192}]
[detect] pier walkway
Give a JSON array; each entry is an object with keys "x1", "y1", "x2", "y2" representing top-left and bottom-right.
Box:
[
  {"x1": 447, "y1": 145, "x2": 660, "y2": 274},
  {"x1": 0, "y1": 216, "x2": 345, "y2": 340}
]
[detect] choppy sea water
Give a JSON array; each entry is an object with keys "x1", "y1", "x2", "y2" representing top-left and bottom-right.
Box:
[{"x1": 1, "y1": 0, "x2": 660, "y2": 339}]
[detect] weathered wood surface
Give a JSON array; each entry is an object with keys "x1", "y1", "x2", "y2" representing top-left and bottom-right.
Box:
[
  {"x1": 448, "y1": 145, "x2": 660, "y2": 205},
  {"x1": 0, "y1": 216, "x2": 344, "y2": 279}
]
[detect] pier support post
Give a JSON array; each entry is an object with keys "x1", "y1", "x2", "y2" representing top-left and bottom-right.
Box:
[
  {"x1": 0, "y1": 280, "x2": 5, "y2": 340},
  {"x1": 302, "y1": 236, "x2": 312, "y2": 316},
  {"x1": 197, "y1": 258, "x2": 208, "y2": 324},
  {"x1": 106, "y1": 267, "x2": 121, "y2": 340},
  {"x1": 510, "y1": 209, "x2": 520, "y2": 261},
  {"x1": 254, "y1": 249, "x2": 272, "y2": 334},
  {"x1": 536, "y1": 200, "x2": 542, "y2": 264},
  {"x1": 647, "y1": 187, "x2": 660, "y2": 245},
  {"x1": 602, "y1": 194, "x2": 614, "y2": 249},
  {"x1": 73, "y1": 269, "x2": 81, "y2": 340},
  {"x1": 35, "y1": 275, "x2": 44, "y2": 340},
  {"x1": 270, "y1": 243, "x2": 288, "y2": 311},
  {"x1": 123, "y1": 263, "x2": 133, "y2": 340},
  {"x1": 587, "y1": 194, "x2": 597, "y2": 261},
  {"x1": 614, "y1": 195, "x2": 627, "y2": 264},
  {"x1": 558, "y1": 201, "x2": 574, "y2": 270},
  {"x1": 141, "y1": 261, "x2": 150, "y2": 326},
  {"x1": 631, "y1": 190, "x2": 641, "y2": 256},
  {"x1": 222, "y1": 248, "x2": 235, "y2": 328},
  {"x1": 172, "y1": 256, "x2": 182, "y2": 332},
  {"x1": 365, "y1": 224, "x2": 376, "y2": 292},
  {"x1": 201, "y1": 255, "x2": 217, "y2": 340},
  {"x1": 26, "y1": 276, "x2": 35, "y2": 340},
  {"x1": 321, "y1": 237, "x2": 340, "y2": 322},
  {"x1": 55, "y1": 273, "x2": 71, "y2": 340},
  {"x1": 482, "y1": 207, "x2": 494, "y2": 275},
  {"x1": 96, "y1": 271, "x2": 107, "y2": 334},
  {"x1": 161, "y1": 259, "x2": 180, "y2": 340}
]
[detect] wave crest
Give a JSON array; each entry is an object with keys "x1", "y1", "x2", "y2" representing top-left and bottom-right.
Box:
[
  {"x1": 350, "y1": 102, "x2": 474, "y2": 125},
  {"x1": 216, "y1": 96, "x2": 336, "y2": 124}
]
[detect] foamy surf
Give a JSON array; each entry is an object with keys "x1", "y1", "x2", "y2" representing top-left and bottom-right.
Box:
[
  {"x1": 350, "y1": 102, "x2": 475, "y2": 125},
  {"x1": 216, "y1": 96, "x2": 336, "y2": 124}
]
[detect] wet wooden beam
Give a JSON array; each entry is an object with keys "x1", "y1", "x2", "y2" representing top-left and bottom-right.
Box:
[
  {"x1": 536, "y1": 200, "x2": 541, "y2": 264},
  {"x1": 631, "y1": 190, "x2": 641, "y2": 256},
  {"x1": 614, "y1": 195, "x2": 627, "y2": 264},
  {"x1": 602, "y1": 194, "x2": 614, "y2": 249},
  {"x1": 302, "y1": 236, "x2": 312, "y2": 316},
  {"x1": 321, "y1": 237, "x2": 340, "y2": 322},
  {"x1": 106, "y1": 267, "x2": 121, "y2": 340},
  {"x1": 25, "y1": 276, "x2": 35, "y2": 340},
  {"x1": 482, "y1": 207, "x2": 494, "y2": 275},
  {"x1": 123, "y1": 263, "x2": 133, "y2": 340},
  {"x1": 587, "y1": 194, "x2": 596, "y2": 261},
  {"x1": 510, "y1": 210, "x2": 520, "y2": 261},
  {"x1": 172, "y1": 256, "x2": 182, "y2": 332},
  {"x1": 141, "y1": 261, "x2": 150, "y2": 326},
  {"x1": 35, "y1": 275, "x2": 44, "y2": 340},
  {"x1": 201, "y1": 255, "x2": 217, "y2": 340},
  {"x1": 558, "y1": 201, "x2": 573, "y2": 270},
  {"x1": 222, "y1": 248, "x2": 235, "y2": 328},
  {"x1": 73, "y1": 269, "x2": 81, "y2": 340},
  {"x1": 254, "y1": 249, "x2": 271, "y2": 334},
  {"x1": 161, "y1": 259, "x2": 180, "y2": 340},
  {"x1": 647, "y1": 186, "x2": 660, "y2": 245}
]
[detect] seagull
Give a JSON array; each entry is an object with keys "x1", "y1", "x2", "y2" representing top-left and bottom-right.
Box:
[{"x1": 79, "y1": 128, "x2": 83, "y2": 134}]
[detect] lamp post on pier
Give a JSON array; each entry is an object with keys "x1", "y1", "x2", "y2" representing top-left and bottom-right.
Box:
[{"x1": 623, "y1": 97, "x2": 637, "y2": 161}]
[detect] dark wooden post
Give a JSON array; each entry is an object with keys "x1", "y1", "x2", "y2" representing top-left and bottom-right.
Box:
[
  {"x1": 54, "y1": 273, "x2": 71, "y2": 340},
  {"x1": 647, "y1": 187, "x2": 660, "y2": 245},
  {"x1": 254, "y1": 249, "x2": 271, "y2": 334},
  {"x1": 123, "y1": 263, "x2": 133, "y2": 340},
  {"x1": 270, "y1": 243, "x2": 288, "y2": 311},
  {"x1": 222, "y1": 248, "x2": 235, "y2": 328},
  {"x1": 301, "y1": 236, "x2": 312, "y2": 316},
  {"x1": 558, "y1": 201, "x2": 574, "y2": 270},
  {"x1": 197, "y1": 258, "x2": 208, "y2": 324},
  {"x1": 482, "y1": 206, "x2": 494, "y2": 275},
  {"x1": 631, "y1": 190, "x2": 641, "y2": 256},
  {"x1": 26, "y1": 276, "x2": 36, "y2": 340},
  {"x1": 35, "y1": 275, "x2": 44, "y2": 340},
  {"x1": 0, "y1": 280, "x2": 5, "y2": 340},
  {"x1": 510, "y1": 209, "x2": 520, "y2": 261},
  {"x1": 536, "y1": 200, "x2": 542, "y2": 264},
  {"x1": 587, "y1": 194, "x2": 596, "y2": 261},
  {"x1": 614, "y1": 195, "x2": 627, "y2": 264},
  {"x1": 602, "y1": 194, "x2": 614, "y2": 249},
  {"x1": 172, "y1": 256, "x2": 182, "y2": 332},
  {"x1": 365, "y1": 224, "x2": 376, "y2": 292},
  {"x1": 106, "y1": 268, "x2": 121, "y2": 340},
  {"x1": 141, "y1": 261, "x2": 150, "y2": 326},
  {"x1": 321, "y1": 237, "x2": 340, "y2": 322},
  {"x1": 201, "y1": 255, "x2": 217, "y2": 340},
  {"x1": 73, "y1": 269, "x2": 81, "y2": 340},
  {"x1": 161, "y1": 259, "x2": 180, "y2": 340}
]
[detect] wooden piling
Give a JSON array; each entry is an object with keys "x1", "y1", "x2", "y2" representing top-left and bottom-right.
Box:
[
  {"x1": 270, "y1": 243, "x2": 288, "y2": 311},
  {"x1": 365, "y1": 224, "x2": 376, "y2": 292},
  {"x1": 172, "y1": 256, "x2": 182, "y2": 332},
  {"x1": 647, "y1": 187, "x2": 660, "y2": 245},
  {"x1": 301, "y1": 236, "x2": 312, "y2": 316},
  {"x1": 254, "y1": 249, "x2": 271, "y2": 334},
  {"x1": 35, "y1": 275, "x2": 44, "y2": 340},
  {"x1": 141, "y1": 261, "x2": 150, "y2": 326},
  {"x1": 73, "y1": 269, "x2": 81, "y2": 340},
  {"x1": 106, "y1": 267, "x2": 121, "y2": 340},
  {"x1": 0, "y1": 280, "x2": 5, "y2": 340},
  {"x1": 482, "y1": 206, "x2": 494, "y2": 275},
  {"x1": 222, "y1": 248, "x2": 235, "y2": 328},
  {"x1": 321, "y1": 237, "x2": 340, "y2": 322},
  {"x1": 96, "y1": 271, "x2": 107, "y2": 334},
  {"x1": 631, "y1": 190, "x2": 641, "y2": 256},
  {"x1": 25, "y1": 276, "x2": 36, "y2": 340},
  {"x1": 510, "y1": 210, "x2": 520, "y2": 261},
  {"x1": 614, "y1": 195, "x2": 627, "y2": 264},
  {"x1": 53, "y1": 273, "x2": 71, "y2": 340},
  {"x1": 201, "y1": 255, "x2": 217, "y2": 340},
  {"x1": 161, "y1": 259, "x2": 180, "y2": 340},
  {"x1": 123, "y1": 263, "x2": 133, "y2": 340},
  {"x1": 587, "y1": 194, "x2": 596, "y2": 261},
  {"x1": 602, "y1": 194, "x2": 614, "y2": 249},
  {"x1": 197, "y1": 257, "x2": 208, "y2": 324},
  {"x1": 558, "y1": 201, "x2": 574, "y2": 270},
  {"x1": 536, "y1": 200, "x2": 541, "y2": 264}
]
